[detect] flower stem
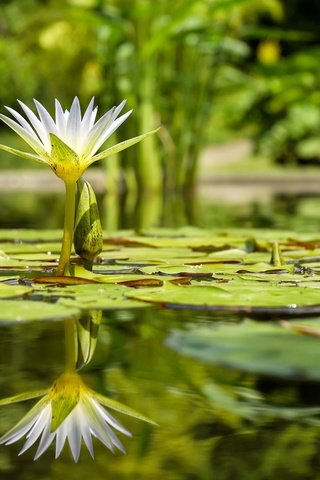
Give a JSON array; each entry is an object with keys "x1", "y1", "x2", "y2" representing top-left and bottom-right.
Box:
[
  {"x1": 57, "y1": 181, "x2": 76, "y2": 276},
  {"x1": 64, "y1": 318, "x2": 77, "y2": 373}
]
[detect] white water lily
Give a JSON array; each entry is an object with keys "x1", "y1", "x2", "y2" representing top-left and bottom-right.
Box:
[
  {"x1": 0, "y1": 373, "x2": 155, "y2": 462},
  {"x1": 0, "y1": 97, "x2": 157, "y2": 183},
  {"x1": 0, "y1": 97, "x2": 158, "y2": 275}
]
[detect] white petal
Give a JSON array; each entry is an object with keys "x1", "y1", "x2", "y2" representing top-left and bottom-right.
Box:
[
  {"x1": 80, "y1": 107, "x2": 115, "y2": 157},
  {"x1": 17, "y1": 100, "x2": 51, "y2": 150},
  {"x1": 76, "y1": 99, "x2": 96, "y2": 154},
  {"x1": 0, "y1": 114, "x2": 46, "y2": 156},
  {"x1": 0, "y1": 400, "x2": 48, "y2": 445},
  {"x1": 80, "y1": 97, "x2": 95, "y2": 133},
  {"x1": 89, "y1": 110, "x2": 132, "y2": 156},
  {"x1": 111, "y1": 99, "x2": 126, "y2": 120},
  {"x1": 92, "y1": 400, "x2": 131, "y2": 437},
  {"x1": 84, "y1": 399, "x2": 114, "y2": 451},
  {"x1": 90, "y1": 128, "x2": 159, "y2": 164},
  {"x1": 66, "y1": 97, "x2": 81, "y2": 151},
  {"x1": 89, "y1": 419, "x2": 124, "y2": 454},
  {"x1": 55, "y1": 420, "x2": 68, "y2": 459},
  {"x1": 106, "y1": 427, "x2": 126, "y2": 453},
  {"x1": 19, "y1": 405, "x2": 51, "y2": 455},
  {"x1": 66, "y1": 410, "x2": 82, "y2": 462},
  {"x1": 55, "y1": 100, "x2": 67, "y2": 139},
  {"x1": 33, "y1": 418, "x2": 55, "y2": 460},
  {"x1": 90, "y1": 422, "x2": 114, "y2": 452},
  {"x1": 0, "y1": 416, "x2": 38, "y2": 445},
  {"x1": 77, "y1": 404, "x2": 94, "y2": 458},
  {"x1": 5, "y1": 106, "x2": 39, "y2": 137},
  {"x1": 33, "y1": 100, "x2": 57, "y2": 136},
  {"x1": 81, "y1": 428, "x2": 94, "y2": 458},
  {"x1": 89, "y1": 107, "x2": 98, "y2": 129}
]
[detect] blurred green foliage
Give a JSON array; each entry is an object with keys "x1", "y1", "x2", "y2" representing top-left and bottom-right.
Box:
[
  {"x1": 0, "y1": 0, "x2": 292, "y2": 193},
  {"x1": 0, "y1": 0, "x2": 319, "y2": 191},
  {"x1": 214, "y1": 0, "x2": 320, "y2": 165}
]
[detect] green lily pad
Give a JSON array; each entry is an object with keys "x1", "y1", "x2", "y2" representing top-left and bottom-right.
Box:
[
  {"x1": 128, "y1": 282, "x2": 320, "y2": 314},
  {"x1": 1, "y1": 242, "x2": 60, "y2": 255},
  {"x1": 0, "y1": 229, "x2": 62, "y2": 242},
  {"x1": 237, "y1": 272, "x2": 320, "y2": 285},
  {"x1": 99, "y1": 247, "x2": 206, "y2": 263},
  {"x1": 0, "y1": 299, "x2": 80, "y2": 324},
  {"x1": 139, "y1": 262, "x2": 291, "y2": 276},
  {"x1": 3, "y1": 227, "x2": 320, "y2": 317},
  {"x1": 44, "y1": 284, "x2": 152, "y2": 310},
  {"x1": 0, "y1": 283, "x2": 33, "y2": 298},
  {"x1": 166, "y1": 320, "x2": 320, "y2": 380}
]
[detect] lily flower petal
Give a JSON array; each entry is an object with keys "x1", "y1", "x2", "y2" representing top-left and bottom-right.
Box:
[
  {"x1": 90, "y1": 128, "x2": 160, "y2": 165},
  {"x1": 0, "y1": 398, "x2": 48, "y2": 445},
  {"x1": 0, "y1": 373, "x2": 155, "y2": 461},
  {"x1": 33, "y1": 99, "x2": 57, "y2": 135},
  {"x1": 0, "y1": 97, "x2": 159, "y2": 184},
  {"x1": 17, "y1": 100, "x2": 51, "y2": 150},
  {"x1": 80, "y1": 106, "x2": 116, "y2": 158},
  {"x1": 79, "y1": 97, "x2": 95, "y2": 137},
  {"x1": 55, "y1": 99, "x2": 67, "y2": 140},
  {"x1": 55, "y1": 420, "x2": 68, "y2": 459},
  {"x1": 4, "y1": 106, "x2": 39, "y2": 138},
  {"x1": 66, "y1": 97, "x2": 82, "y2": 151},
  {"x1": 0, "y1": 114, "x2": 47, "y2": 156},
  {"x1": 88, "y1": 110, "x2": 133, "y2": 157},
  {"x1": 34, "y1": 417, "x2": 56, "y2": 460},
  {"x1": 19, "y1": 404, "x2": 51, "y2": 455}
]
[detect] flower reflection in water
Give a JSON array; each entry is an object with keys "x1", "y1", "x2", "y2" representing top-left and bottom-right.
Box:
[
  {"x1": 0, "y1": 372, "x2": 141, "y2": 461},
  {"x1": 0, "y1": 315, "x2": 155, "y2": 461}
]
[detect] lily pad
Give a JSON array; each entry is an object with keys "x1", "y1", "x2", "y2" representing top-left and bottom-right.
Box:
[
  {"x1": 45, "y1": 284, "x2": 152, "y2": 310},
  {"x1": 166, "y1": 320, "x2": 320, "y2": 380},
  {"x1": 1, "y1": 242, "x2": 60, "y2": 255},
  {"x1": 128, "y1": 282, "x2": 320, "y2": 314},
  {"x1": 0, "y1": 299, "x2": 80, "y2": 324},
  {"x1": 3, "y1": 227, "x2": 320, "y2": 318},
  {"x1": 0, "y1": 229, "x2": 62, "y2": 242},
  {"x1": 0, "y1": 283, "x2": 33, "y2": 299}
]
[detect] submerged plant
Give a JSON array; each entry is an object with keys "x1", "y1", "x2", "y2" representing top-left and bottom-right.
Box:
[
  {"x1": 0, "y1": 372, "x2": 154, "y2": 462},
  {"x1": 0, "y1": 98, "x2": 158, "y2": 274}
]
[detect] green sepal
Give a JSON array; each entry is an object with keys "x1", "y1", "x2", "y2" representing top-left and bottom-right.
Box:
[
  {"x1": 0, "y1": 389, "x2": 48, "y2": 407},
  {"x1": 49, "y1": 134, "x2": 81, "y2": 182},
  {"x1": 50, "y1": 387, "x2": 79, "y2": 432},
  {"x1": 90, "y1": 127, "x2": 160, "y2": 163},
  {"x1": 92, "y1": 391, "x2": 158, "y2": 426},
  {"x1": 74, "y1": 178, "x2": 103, "y2": 266},
  {"x1": 50, "y1": 134, "x2": 78, "y2": 163},
  {"x1": 0, "y1": 143, "x2": 45, "y2": 163}
]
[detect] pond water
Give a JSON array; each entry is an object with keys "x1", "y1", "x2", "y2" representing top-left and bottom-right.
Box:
[
  {"x1": 1, "y1": 187, "x2": 320, "y2": 232},
  {"x1": 2, "y1": 307, "x2": 320, "y2": 479},
  {"x1": 1, "y1": 186, "x2": 320, "y2": 479}
]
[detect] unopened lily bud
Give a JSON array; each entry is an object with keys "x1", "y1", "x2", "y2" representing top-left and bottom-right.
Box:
[
  {"x1": 76, "y1": 309, "x2": 102, "y2": 369},
  {"x1": 74, "y1": 178, "x2": 103, "y2": 269}
]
